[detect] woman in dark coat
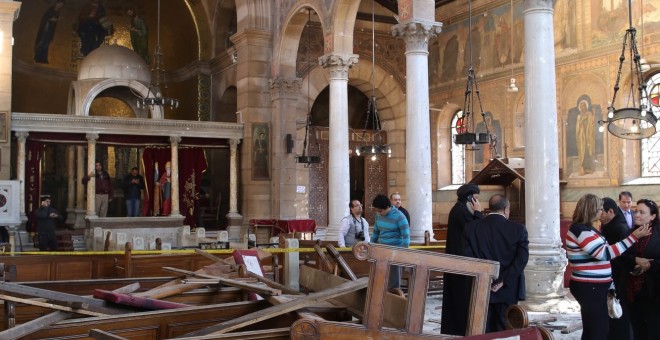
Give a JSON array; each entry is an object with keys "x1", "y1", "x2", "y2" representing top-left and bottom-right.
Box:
[{"x1": 622, "y1": 199, "x2": 660, "y2": 340}]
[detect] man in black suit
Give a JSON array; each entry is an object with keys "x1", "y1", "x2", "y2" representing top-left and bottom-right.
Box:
[
  {"x1": 441, "y1": 183, "x2": 483, "y2": 336},
  {"x1": 600, "y1": 197, "x2": 633, "y2": 340},
  {"x1": 463, "y1": 194, "x2": 529, "y2": 333}
]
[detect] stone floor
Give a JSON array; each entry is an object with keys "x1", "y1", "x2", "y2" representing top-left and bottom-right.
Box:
[{"x1": 423, "y1": 294, "x2": 583, "y2": 339}]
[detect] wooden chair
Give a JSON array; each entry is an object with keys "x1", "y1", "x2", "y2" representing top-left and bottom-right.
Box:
[
  {"x1": 291, "y1": 242, "x2": 500, "y2": 338},
  {"x1": 200, "y1": 193, "x2": 221, "y2": 228}
]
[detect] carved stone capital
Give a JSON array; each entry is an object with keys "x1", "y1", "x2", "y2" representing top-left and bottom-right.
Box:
[
  {"x1": 318, "y1": 54, "x2": 358, "y2": 80},
  {"x1": 169, "y1": 135, "x2": 182, "y2": 145},
  {"x1": 86, "y1": 132, "x2": 99, "y2": 142},
  {"x1": 392, "y1": 20, "x2": 442, "y2": 52},
  {"x1": 269, "y1": 77, "x2": 303, "y2": 99},
  {"x1": 524, "y1": 0, "x2": 556, "y2": 12},
  {"x1": 229, "y1": 138, "x2": 241, "y2": 148},
  {"x1": 15, "y1": 131, "x2": 29, "y2": 142}
]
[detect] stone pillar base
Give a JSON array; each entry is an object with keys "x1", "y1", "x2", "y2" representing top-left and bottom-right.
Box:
[
  {"x1": 71, "y1": 209, "x2": 87, "y2": 230},
  {"x1": 523, "y1": 243, "x2": 568, "y2": 312},
  {"x1": 226, "y1": 212, "x2": 242, "y2": 228}
]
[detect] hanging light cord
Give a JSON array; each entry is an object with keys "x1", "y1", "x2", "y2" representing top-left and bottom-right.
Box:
[
  {"x1": 361, "y1": 0, "x2": 384, "y2": 143},
  {"x1": 609, "y1": 0, "x2": 648, "y2": 113},
  {"x1": 462, "y1": 0, "x2": 491, "y2": 136}
]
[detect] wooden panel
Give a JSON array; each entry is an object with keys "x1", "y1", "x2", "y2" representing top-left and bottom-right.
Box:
[
  {"x1": 16, "y1": 262, "x2": 51, "y2": 281},
  {"x1": 54, "y1": 261, "x2": 93, "y2": 280}
]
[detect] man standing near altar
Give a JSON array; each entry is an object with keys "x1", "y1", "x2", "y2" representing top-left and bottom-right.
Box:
[
  {"x1": 123, "y1": 167, "x2": 145, "y2": 217},
  {"x1": 82, "y1": 161, "x2": 113, "y2": 217}
]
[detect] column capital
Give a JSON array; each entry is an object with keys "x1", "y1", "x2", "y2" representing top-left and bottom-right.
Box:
[
  {"x1": 392, "y1": 20, "x2": 442, "y2": 52},
  {"x1": 523, "y1": 0, "x2": 556, "y2": 12},
  {"x1": 0, "y1": 1, "x2": 21, "y2": 21},
  {"x1": 86, "y1": 132, "x2": 99, "y2": 142},
  {"x1": 319, "y1": 54, "x2": 358, "y2": 80},
  {"x1": 15, "y1": 131, "x2": 29, "y2": 142},
  {"x1": 229, "y1": 138, "x2": 241, "y2": 148},
  {"x1": 269, "y1": 77, "x2": 303, "y2": 99},
  {"x1": 169, "y1": 135, "x2": 182, "y2": 145}
]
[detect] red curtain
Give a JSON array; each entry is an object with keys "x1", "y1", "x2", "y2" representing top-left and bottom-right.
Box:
[
  {"x1": 142, "y1": 147, "x2": 207, "y2": 226},
  {"x1": 25, "y1": 140, "x2": 45, "y2": 232}
]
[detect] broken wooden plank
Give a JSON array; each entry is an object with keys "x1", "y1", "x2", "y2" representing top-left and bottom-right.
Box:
[
  {"x1": 313, "y1": 244, "x2": 335, "y2": 273},
  {"x1": 299, "y1": 265, "x2": 406, "y2": 329},
  {"x1": 89, "y1": 328, "x2": 129, "y2": 340},
  {"x1": 0, "y1": 294, "x2": 106, "y2": 317},
  {"x1": 178, "y1": 277, "x2": 369, "y2": 337},
  {"x1": 561, "y1": 321, "x2": 583, "y2": 334},
  {"x1": 325, "y1": 244, "x2": 358, "y2": 281},
  {"x1": 237, "y1": 264, "x2": 302, "y2": 295},
  {"x1": 132, "y1": 283, "x2": 208, "y2": 299},
  {"x1": 162, "y1": 267, "x2": 281, "y2": 296},
  {"x1": 110, "y1": 282, "x2": 141, "y2": 294},
  {"x1": 0, "y1": 281, "x2": 127, "y2": 315},
  {"x1": 93, "y1": 289, "x2": 190, "y2": 310},
  {"x1": 0, "y1": 311, "x2": 72, "y2": 340}
]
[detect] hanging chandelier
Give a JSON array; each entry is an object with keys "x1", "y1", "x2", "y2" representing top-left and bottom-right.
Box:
[
  {"x1": 296, "y1": 9, "x2": 321, "y2": 165},
  {"x1": 355, "y1": 0, "x2": 391, "y2": 159},
  {"x1": 454, "y1": 0, "x2": 491, "y2": 147},
  {"x1": 137, "y1": 0, "x2": 179, "y2": 110},
  {"x1": 598, "y1": 0, "x2": 656, "y2": 139}
]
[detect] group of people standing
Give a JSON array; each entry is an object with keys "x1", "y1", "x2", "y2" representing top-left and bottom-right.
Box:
[
  {"x1": 338, "y1": 193, "x2": 411, "y2": 291},
  {"x1": 441, "y1": 183, "x2": 529, "y2": 335},
  {"x1": 567, "y1": 191, "x2": 659, "y2": 340}
]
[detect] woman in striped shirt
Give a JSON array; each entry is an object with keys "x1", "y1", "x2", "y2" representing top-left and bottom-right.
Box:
[{"x1": 566, "y1": 194, "x2": 651, "y2": 340}]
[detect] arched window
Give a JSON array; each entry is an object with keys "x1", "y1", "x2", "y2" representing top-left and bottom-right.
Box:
[
  {"x1": 641, "y1": 73, "x2": 660, "y2": 177},
  {"x1": 451, "y1": 111, "x2": 466, "y2": 184}
]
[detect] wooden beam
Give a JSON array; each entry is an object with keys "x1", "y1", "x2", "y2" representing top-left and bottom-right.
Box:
[
  {"x1": 179, "y1": 277, "x2": 368, "y2": 337},
  {"x1": 0, "y1": 282, "x2": 126, "y2": 315},
  {"x1": 325, "y1": 244, "x2": 358, "y2": 281},
  {"x1": 313, "y1": 244, "x2": 335, "y2": 273},
  {"x1": 89, "y1": 328, "x2": 129, "y2": 340},
  {"x1": 237, "y1": 264, "x2": 302, "y2": 295},
  {"x1": 133, "y1": 283, "x2": 208, "y2": 299},
  {"x1": 111, "y1": 282, "x2": 140, "y2": 294},
  {"x1": 162, "y1": 267, "x2": 281, "y2": 296},
  {"x1": 0, "y1": 311, "x2": 72, "y2": 340},
  {"x1": 0, "y1": 294, "x2": 106, "y2": 317}
]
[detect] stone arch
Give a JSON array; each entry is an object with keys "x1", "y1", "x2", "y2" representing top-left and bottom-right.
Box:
[
  {"x1": 80, "y1": 79, "x2": 163, "y2": 119},
  {"x1": 326, "y1": 0, "x2": 361, "y2": 55},
  {"x1": 274, "y1": 2, "x2": 327, "y2": 78},
  {"x1": 184, "y1": 0, "x2": 212, "y2": 59},
  {"x1": 433, "y1": 103, "x2": 463, "y2": 188}
]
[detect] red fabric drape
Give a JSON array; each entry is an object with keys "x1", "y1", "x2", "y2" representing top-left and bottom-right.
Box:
[
  {"x1": 142, "y1": 147, "x2": 207, "y2": 226},
  {"x1": 25, "y1": 140, "x2": 45, "y2": 232}
]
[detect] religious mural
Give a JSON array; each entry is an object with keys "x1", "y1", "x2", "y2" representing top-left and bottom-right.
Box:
[
  {"x1": 252, "y1": 123, "x2": 270, "y2": 180},
  {"x1": 566, "y1": 95, "x2": 605, "y2": 178}
]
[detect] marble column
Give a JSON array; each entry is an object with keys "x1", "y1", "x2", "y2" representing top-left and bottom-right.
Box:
[
  {"x1": 269, "y1": 77, "x2": 302, "y2": 220},
  {"x1": 169, "y1": 136, "x2": 181, "y2": 216},
  {"x1": 319, "y1": 54, "x2": 358, "y2": 241},
  {"x1": 85, "y1": 133, "x2": 98, "y2": 217},
  {"x1": 522, "y1": 0, "x2": 567, "y2": 311},
  {"x1": 16, "y1": 131, "x2": 28, "y2": 222},
  {"x1": 0, "y1": 1, "x2": 21, "y2": 181},
  {"x1": 226, "y1": 138, "x2": 242, "y2": 226},
  {"x1": 392, "y1": 17, "x2": 442, "y2": 243},
  {"x1": 74, "y1": 146, "x2": 86, "y2": 228},
  {"x1": 65, "y1": 146, "x2": 76, "y2": 225}
]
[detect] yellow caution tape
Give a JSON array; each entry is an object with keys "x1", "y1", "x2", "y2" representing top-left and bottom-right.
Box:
[{"x1": 0, "y1": 245, "x2": 444, "y2": 256}]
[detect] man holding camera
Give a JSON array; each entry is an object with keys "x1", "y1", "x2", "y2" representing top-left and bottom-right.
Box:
[
  {"x1": 338, "y1": 199, "x2": 370, "y2": 247},
  {"x1": 35, "y1": 195, "x2": 61, "y2": 251}
]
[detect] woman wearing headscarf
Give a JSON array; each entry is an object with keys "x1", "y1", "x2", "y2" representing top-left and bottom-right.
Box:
[
  {"x1": 622, "y1": 198, "x2": 660, "y2": 340},
  {"x1": 565, "y1": 194, "x2": 650, "y2": 340}
]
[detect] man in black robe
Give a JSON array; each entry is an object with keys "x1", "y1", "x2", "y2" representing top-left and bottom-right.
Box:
[{"x1": 441, "y1": 183, "x2": 483, "y2": 336}]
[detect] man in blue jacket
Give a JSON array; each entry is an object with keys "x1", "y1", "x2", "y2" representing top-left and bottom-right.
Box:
[{"x1": 371, "y1": 194, "x2": 409, "y2": 291}]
